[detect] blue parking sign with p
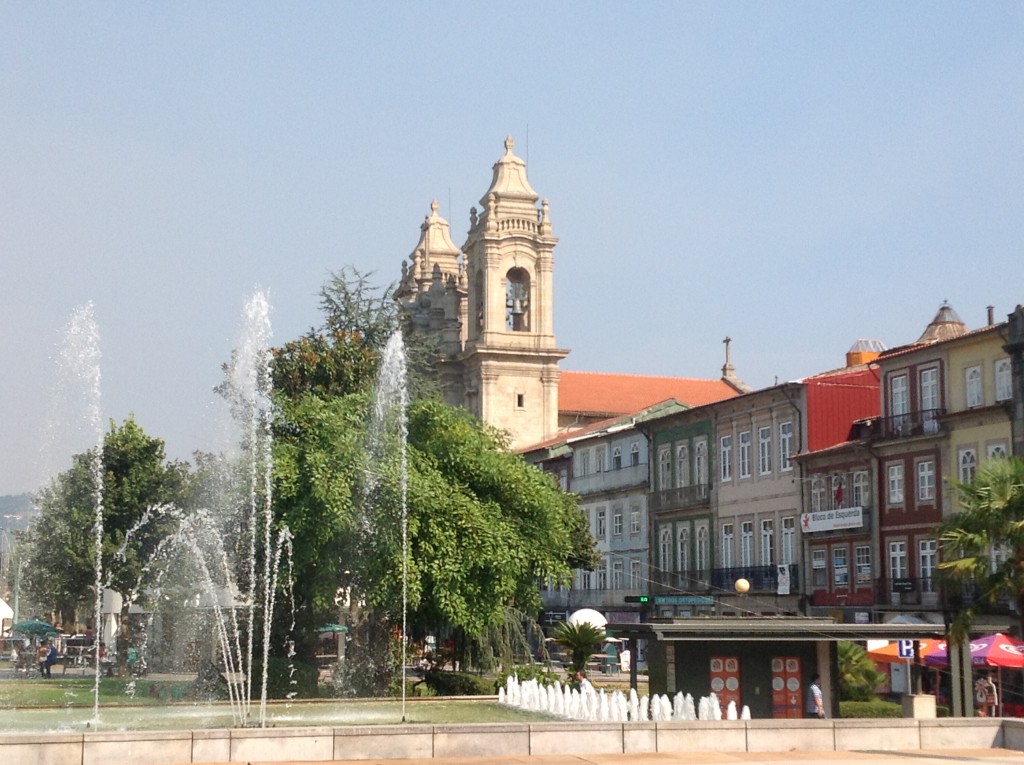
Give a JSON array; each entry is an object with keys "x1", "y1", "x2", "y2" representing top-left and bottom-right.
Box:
[{"x1": 897, "y1": 639, "x2": 915, "y2": 659}]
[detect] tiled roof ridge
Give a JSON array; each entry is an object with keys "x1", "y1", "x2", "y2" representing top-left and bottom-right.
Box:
[{"x1": 561, "y1": 369, "x2": 725, "y2": 383}]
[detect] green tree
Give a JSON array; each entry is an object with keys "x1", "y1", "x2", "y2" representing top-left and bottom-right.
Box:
[
  {"x1": 938, "y1": 456, "x2": 1024, "y2": 639},
  {"x1": 551, "y1": 621, "x2": 605, "y2": 674},
  {"x1": 837, "y1": 641, "x2": 886, "y2": 701}
]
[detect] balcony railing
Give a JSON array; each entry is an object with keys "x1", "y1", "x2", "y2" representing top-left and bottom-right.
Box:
[
  {"x1": 649, "y1": 483, "x2": 711, "y2": 513},
  {"x1": 571, "y1": 462, "x2": 649, "y2": 494},
  {"x1": 876, "y1": 409, "x2": 946, "y2": 440},
  {"x1": 653, "y1": 570, "x2": 711, "y2": 591},
  {"x1": 873, "y1": 575, "x2": 942, "y2": 607},
  {"x1": 710, "y1": 564, "x2": 800, "y2": 594}
]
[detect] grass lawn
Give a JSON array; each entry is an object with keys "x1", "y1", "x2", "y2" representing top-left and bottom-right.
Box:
[{"x1": 0, "y1": 676, "x2": 193, "y2": 707}]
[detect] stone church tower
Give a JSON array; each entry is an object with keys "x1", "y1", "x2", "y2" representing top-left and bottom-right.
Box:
[{"x1": 396, "y1": 137, "x2": 568, "y2": 448}]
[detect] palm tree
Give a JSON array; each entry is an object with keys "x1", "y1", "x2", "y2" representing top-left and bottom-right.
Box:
[
  {"x1": 551, "y1": 621, "x2": 605, "y2": 674},
  {"x1": 938, "y1": 456, "x2": 1024, "y2": 639},
  {"x1": 837, "y1": 641, "x2": 886, "y2": 701}
]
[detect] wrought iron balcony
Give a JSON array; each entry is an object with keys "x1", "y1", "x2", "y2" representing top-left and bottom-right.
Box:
[
  {"x1": 649, "y1": 483, "x2": 711, "y2": 513},
  {"x1": 710, "y1": 564, "x2": 800, "y2": 593},
  {"x1": 876, "y1": 409, "x2": 946, "y2": 440}
]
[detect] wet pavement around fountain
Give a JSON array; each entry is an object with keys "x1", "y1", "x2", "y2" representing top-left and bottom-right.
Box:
[{"x1": 191, "y1": 750, "x2": 1024, "y2": 765}]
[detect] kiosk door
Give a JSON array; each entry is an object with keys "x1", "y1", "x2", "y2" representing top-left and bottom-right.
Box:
[{"x1": 771, "y1": 656, "x2": 803, "y2": 718}]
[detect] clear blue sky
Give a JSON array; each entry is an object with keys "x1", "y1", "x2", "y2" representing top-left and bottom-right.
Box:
[{"x1": 2, "y1": 2, "x2": 1022, "y2": 495}]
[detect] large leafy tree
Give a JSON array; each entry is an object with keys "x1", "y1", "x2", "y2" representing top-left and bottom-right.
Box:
[
  {"x1": 23, "y1": 417, "x2": 191, "y2": 631},
  {"x1": 938, "y1": 456, "x2": 1024, "y2": 638}
]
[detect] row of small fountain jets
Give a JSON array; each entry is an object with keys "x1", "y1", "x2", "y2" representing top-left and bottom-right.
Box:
[{"x1": 499, "y1": 675, "x2": 752, "y2": 722}]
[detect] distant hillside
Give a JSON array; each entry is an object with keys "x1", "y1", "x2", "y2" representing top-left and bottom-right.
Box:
[{"x1": 0, "y1": 493, "x2": 36, "y2": 532}]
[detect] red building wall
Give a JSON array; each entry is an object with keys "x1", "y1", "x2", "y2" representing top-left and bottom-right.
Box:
[{"x1": 805, "y1": 367, "x2": 880, "y2": 452}]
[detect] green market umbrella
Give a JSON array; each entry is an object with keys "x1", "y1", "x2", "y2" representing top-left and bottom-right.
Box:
[{"x1": 11, "y1": 618, "x2": 58, "y2": 637}]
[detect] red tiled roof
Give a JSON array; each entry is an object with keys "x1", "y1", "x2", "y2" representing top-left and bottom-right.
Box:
[{"x1": 558, "y1": 370, "x2": 739, "y2": 417}]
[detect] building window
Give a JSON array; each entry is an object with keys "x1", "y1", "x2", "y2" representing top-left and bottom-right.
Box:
[
  {"x1": 676, "y1": 444, "x2": 690, "y2": 488},
  {"x1": 920, "y1": 367, "x2": 939, "y2": 433},
  {"x1": 811, "y1": 476, "x2": 825, "y2": 512},
  {"x1": 832, "y1": 474, "x2": 846, "y2": 509},
  {"x1": 580, "y1": 570, "x2": 591, "y2": 590},
  {"x1": 596, "y1": 508, "x2": 607, "y2": 539},
  {"x1": 578, "y1": 450, "x2": 590, "y2": 477},
  {"x1": 629, "y1": 559, "x2": 641, "y2": 589},
  {"x1": 760, "y1": 519, "x2": 774, "y2": 565},
  {"x1": 919, "y1": 539, "x2": 937, "y2": 592},
  {"x1": 738, "y1": 431, "x2": 751, "y2": 478},
  {"x1": 740, "y1": 521, "x2": 753, "y2": 567},
  {"x1": 630, "y1": 442, "x2": 640, "y2": 467},
  {"x1": 833, "y1": 547, "x2": 849, "y2": 587},
  {"x1": 781, "y1": 517, "x2": 796, "y2": 566},
  {"x1": 659, "y1": 527, "x2": 672, "y2": 574},
  {"x1": 597, "y1": 566, "x2": 608, "y2": 590},
  {"x1": 695, "y1": 439, "x2": 709, "y2": 492},
  {"x1": 959, "y1": 448, "x2": 978, "y2": 483},
  {"x1": 595, "y1": 445, "x2": 606, "y2": 473},
  {"x1": 966, "y1": 365, "x2": 983, "y2": 408},
  {"x1": 720, "y1": 435, "x2": 733, "y2": 482},
  {"x1": 612, "y1": 446, "x2": 622, "y2": 470},
  {"x1": 917, "y1": 460, "x2": 935, "y2": 502},
  {"x1": 779, "y1": 421, "x2": 794, "y2": 472},
  {"x1": 721, "y1": 523, "x2": 734, "y2": 569},
  {"x1": 853, "y1": 471, "x2": 869, "y2": 507},
  {"x1": 696, "y1": 524, "x2": 709, "y2": 579},
  {"x1": 889, "y1": 540, "x2": 907, "y2": 580},
  {"x1": 890, "y1": 373, "x2": 909, "y2": 423},
  {"x1": 812, "y1": 549, "x2": 827, "y2": 588},
  {"x1": 658, "y1": 447, "x2": 672, "y2": 490},
  {"x1": 855, "y1": 545, "x2": 872, "y2": 585},
  {"x1": 758, "y1": 426, "x2": 772, "y2": 475},
  {"x1": 612, "y1": 560, "x2": 623, "y2": 590},
  {"x1": 888, "y1": 463, "x2": 904, "y2": 505},
  {"x1": 630, "y1": 508, "x2": 641, "y2": 534},
  {"x1": 996, "y1": 358, "x2": 1012, "y2": 402},
  {"x1": 613, "y1": 510, "x2": 623, "y2": 536},
  {"x1": 988, "y1": 443, "x2": 1008, "y2": 460},
  {"x1": 677, "y1": 525, "x2": 690, "y2": 576}
]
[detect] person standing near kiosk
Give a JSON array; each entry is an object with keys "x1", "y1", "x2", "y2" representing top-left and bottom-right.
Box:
[{"x1": 806, "y1": 673, "x2": 825, "y2": 719}]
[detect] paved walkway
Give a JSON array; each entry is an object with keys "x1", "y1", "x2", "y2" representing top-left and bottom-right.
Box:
[{"x1": 226, "y1": 751, "x2": 1024, "y2": 765}]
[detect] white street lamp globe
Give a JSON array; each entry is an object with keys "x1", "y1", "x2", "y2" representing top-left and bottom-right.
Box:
[{"x1": 734, "y1": 578, "x2": 750, "y2": 594}]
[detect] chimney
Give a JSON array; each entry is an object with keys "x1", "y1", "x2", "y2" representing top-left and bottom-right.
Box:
[{"x1": 987, "y1": 305, "x2": 995, "y2": 326}]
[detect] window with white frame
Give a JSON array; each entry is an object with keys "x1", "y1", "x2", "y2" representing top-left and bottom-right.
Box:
[
  {"x1": 890, "y1": 374, "x2": 909, "y2": 422},
  {"x1": 695, "y1": 439, "x2": 709, "y2": 488},
  {"x1": 833, "y1": 546, "x2": 849, "y2": 587},
  {"x1": 988, "y1": 443, "x2": 1008, "y2": 460},
  {"x1": 853, "y1": 471, "x2": 869, "y2": 507},
  {"x1": 596, "y1": 508, "x2": 607, "y2": 539},
  {"x1": 832, "y1": 474, "x2": 846, "y2": 508},
  {"x1": 920, "y1": 367, "x2": 939, "y2": 433},
  {"x1": 889, "y1": 540, "x2": 907, "y2": 579},
  {"x1": 811, "y1": 477, "x2": 825, "y2": 512},
  {"x1": 612, "y1": 560, "x2": 623, "y2": 590},
  {"x1": 720, "y1": 435, "x2": 733, "y2": 482},
  {"x1": 577, "y1": 450, "x2": 590, "y2": 477},
  {"x1": 658, "y1": 447, "x2": 672, "y2": 490},
  {"x1": 739, "y1": 431, "x2": 751, "y2": 478},
  {"x1": 597, "y1": 567, "x2": 608, "y2": 590},
  {"x1": 696, "y1": 524, "x2": 709, "y2": 578},
  {"x1": 919, "y1": 539, "x2": 937, "y2": 592},
  {"x1": 677, "y1": 525, "x2": 690, "y2": 576},
  {"x1": 888, "y1": 463, "x2": 904, "y2": 505},
  {"x1": 580, "y1": 570, "x2": 591, "y2": 590},
  {"x1": 959, "y1": 448, "x2": 978, "y2": 483},
  {"x1": 855, "y1": 545, "x2": 872, "y2": 585},
  {"x1": 595, "y1": 446, "x2": 606, "y2": 473},
  {"x1": 630, "y1": 507, "x2": 641, "y2": 534},
  {"x1": 779, "y1": 421, "x2": 794, "y2": 471},
  {"x1": 659, "y1": 527, "x2": 672, "y2": 575},
  {"x1": 677, "y1": 444, "x2": 690, "y2": 488},
  {"x1": 996, "y1": 358, "x2": 1012, "y2": 402},
  {"x1": 721, "y1": 523, "x2": 734, "y2": 568},
  {"x1": 966, "y1": 365, "x2": 983, "y2": 408},
  {"x1": 758, "y1": 426, "x2": 772, "y2": 475},
  {"x1": 760, "y1": 519, "x2": 774, "y2": 565},
  {"x1": 629, "y1": 559, "x2": 641, "y2": 589},
  {"x1": 917, "y1": 460, "x2": 935, "y2": 502},
  {"x1": 613, "y1": 510, "x2": 623, "y2": 536},
  {"x1": 612, "y1": 446, "x2": 622, "y2": 470},
  {"x1": 781, "y1": 517, "x2": 796, "y2": 566},
  {"x1": 630, "y1": 442, "x2": 640, "y2": 467},
  {"x1": 740, "y1": 521, "x2": 753, "y2": 566},
  {"x1": 812, "y1": 549, "x2": 826, "y2": 588}
]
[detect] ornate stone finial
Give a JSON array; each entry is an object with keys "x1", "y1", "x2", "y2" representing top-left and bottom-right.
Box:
[
  {"x1": 431, "y1": 199, "x2": 440, "y2": 215},
  {"x1": 470, "y1": 206, "x2": 478, "y2": 227},
  {"x1": 504, "y1": 135, "x2": 515, "y2": 154}
]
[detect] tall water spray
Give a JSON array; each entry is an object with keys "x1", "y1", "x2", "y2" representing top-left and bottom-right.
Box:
[
  {"x1": 367, "y1": 331, "x2": 410, "y2": 720},
  {"x1": 56, "y1": 303, "x2": 105, "y2": 721}
]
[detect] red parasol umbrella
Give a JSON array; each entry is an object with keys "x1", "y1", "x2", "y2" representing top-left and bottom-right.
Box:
[
  {"x1": 923, "y1": 633, "x2": 1024, "y2": 668},
  {"x1": 866, "y1": 639, "x2": 945, "y2": 665}
]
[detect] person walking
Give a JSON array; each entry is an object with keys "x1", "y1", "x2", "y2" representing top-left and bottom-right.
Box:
[{"x1": 805, "y1": 673, "x2": 825, "y2": 719}]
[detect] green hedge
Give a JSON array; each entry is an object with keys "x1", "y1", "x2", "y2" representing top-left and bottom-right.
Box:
[
  {"x1": 839, "y1": 699, "x2": 902, "y2": 718},
  {"x1": 422, "y1": 670, "x2": 494, "y2": 696}
]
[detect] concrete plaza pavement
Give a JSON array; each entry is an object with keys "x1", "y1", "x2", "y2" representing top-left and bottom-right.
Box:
[{"x1": 230, "y1": 751, "x2": 1024, "y2": 765}]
